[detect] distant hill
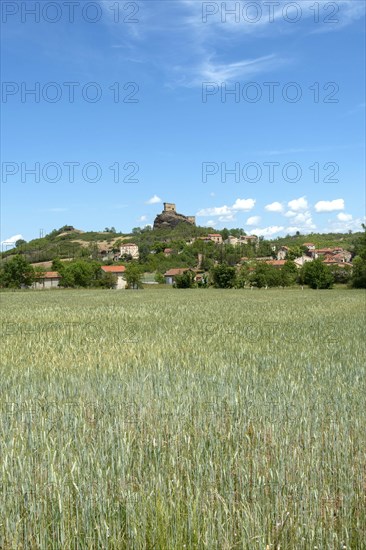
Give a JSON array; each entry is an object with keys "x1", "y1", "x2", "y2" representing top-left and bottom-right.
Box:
[{"x1": 0, "y1": 223, "x2": 362, "y2": 267}]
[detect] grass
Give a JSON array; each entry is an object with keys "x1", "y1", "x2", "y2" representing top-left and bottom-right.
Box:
[{"x1": 0, "y1": 288, "x2": 365, "y2": 549}]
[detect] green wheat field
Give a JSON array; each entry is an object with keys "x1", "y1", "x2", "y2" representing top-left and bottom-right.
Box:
[{"x1": 1, "y1": 288, "x2": 365, "y2": 549}]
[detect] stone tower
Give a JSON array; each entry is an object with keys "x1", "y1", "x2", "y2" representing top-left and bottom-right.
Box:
[{"x1": 163, "y1": 203, "x2": 176, "y2": 213}]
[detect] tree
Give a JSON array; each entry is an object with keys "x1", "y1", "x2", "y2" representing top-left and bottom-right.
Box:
[
  {"x1": 300, "y1": 259, "x2": 334, "y2": 289},
  {"x1": 121, "y1": 253, "x2": 133, "y2": 262},
  {"x1": 221, "y1": 228, "x2": 230, "y2": 241},
  {"x1": 125, "y1": 263, "x2": 143, "y2": 289},
  {"x1": 154, "y1": 272, "x2": 165, "y2": 284},
  {"x1": 280, "y1": 260, "x2": 298, "y2": 287},
  {"x1": 211, "y1": 264, "x2": 237, "y2": 288},
  {"x1": 152, "y1": 242, "x2": 166, "y2": 254},
  {"x1": 174, "y1": 270, "x2": 196, "y2": 288},
  {"x1": 350, "y1": 256, "x2": 366, "y2": 288},
  {"x1": 287, "y1": 246, "x2": 304, "y2": 261},
  {"x1": 51, "y1": 258, "x2": 63, "y2": 272},
  {"x1": 98, "y1": 272, "x2": 117, "y2": 289},
  {"x1": 350, "y1": 225, "x2": 366, "y2": 288},
  {"x1": 0, "y1": 255, "x2": 35, "y2": 288},
  {"x1": 33, "y1": 265, "x2": 46, "y2": 280},
  {"x1": 15, "y1": 239, "x2": 27, "y2": 248},
  {"x1": 235, "y1": 264, "x2": 251, "y2": 288},
  {"x1": 329, "y1": 264, "x2": 352, "y2": 285},
  {"x1": 60, "y1": 261, "x2": 95, "y2": 287},
  {"x1": 250, "y1": 262, "x2": 281, "y2": 288}
]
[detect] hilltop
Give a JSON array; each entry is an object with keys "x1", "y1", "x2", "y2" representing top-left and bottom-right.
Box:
[{"x1": 153, "y1": 202, "x2": 196, "y2": 230}]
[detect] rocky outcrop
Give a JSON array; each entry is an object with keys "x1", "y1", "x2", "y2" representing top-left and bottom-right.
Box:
[{"x1": 153, "y1": 210, "x2": 195, "y2": 230}]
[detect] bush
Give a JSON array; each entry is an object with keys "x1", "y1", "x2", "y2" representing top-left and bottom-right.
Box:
[
  {"x1": 211, "y1": 264, "x2": 236, "y2": 288},
  {"x1": 174, "y1": 271, "x2": 196, "y2": 288},
  {"x1": 300, "y1": 259, "x2": 334, "y2": 289}
]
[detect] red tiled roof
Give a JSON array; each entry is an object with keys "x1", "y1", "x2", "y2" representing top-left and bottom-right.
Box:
[
  {"x1": 265, "y1": 260, "x2": 287, "y2": 267},
  {"x1": 316, "y1": 247, "x2": 344, "y2": 254},
  {"x1": 120, "y1": 243, "x2": 137, "y2": 247},
  {"x1": 164, "y1": 268, "x2": 190, "y2": 276},
  {"x1": 303, "y1": 243, "x2": 314, "y2": 246},
  {"x1": 208, "y1": 233, "x2": 222, "y2": 237},
  {"x1": 37, "y1": 271, "x2": 60, "y2": 279},
  {"x1": 101, "y1": 266, "x2": 126, "y2": 273}
]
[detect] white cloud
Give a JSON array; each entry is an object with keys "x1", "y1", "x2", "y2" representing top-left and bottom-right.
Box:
[
  {"x1": 145, "y1": 195, "x2": 162, "y2": 205},
  {"x1": 265, "y1": 201, "x2": 283, "y2": 213},
  {"x1": 315, "y1": 199, "x2": 345, "y2": 212},
  {"x1": 337, "y1": 212, "x2": 353, "y2": 221},
  {"x1": 251, "y1": 226, "x2": 285, "y2": 237},
  {"x1": 246, "y1": 216, "x2": 261, "y2": 226},
  {"x1": 284, "y1": 210, "x2": 314, "y2": 224},
  {"x1": 1, "y1": 234, "x2": 23, "y2": 247},
  {"x1": 217, "y1": 216, "x2": 234, "y2": 223},
  {"x1": 287, "y1": 197, "x2": 308, "y2": 212},
  {"x1": 197, "y1": 206, "x2": 231, "y2": 216},
  {"x1": 232, "y1": 198, "x2": 256, "y2": 211},
  {"x1": 286, "y1": 226, "x2": 314, "y2": 235},
  {"x1": 138, "y1": 215, "x2": 148, "y2": 222},
  {"x1": 197, "y1": 198, "x2": 255, "y2": 217},
  {"x1": 324, "y1": 216, "x2": 365, "y2": 233}
]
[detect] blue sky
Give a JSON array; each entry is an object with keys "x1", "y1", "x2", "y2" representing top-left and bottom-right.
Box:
[{"x1": 1, "y1": 0, "x2": 365, "y2": 247}]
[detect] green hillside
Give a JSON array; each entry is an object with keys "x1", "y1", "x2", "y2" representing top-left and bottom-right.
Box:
[{"x1": 1, "y1": 224, "x2": 363, "y2": 267}]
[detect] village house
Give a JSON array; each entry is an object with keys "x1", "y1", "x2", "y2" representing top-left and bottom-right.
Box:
[
  {"x1": 224, "y1": 235, "x2": 258, "y2": 247},
  {"x1": 164, "y1": 268, "x2": 192, "y2": 285},
  {"x1": 32, "y1": 271, "x2": 61, "y2": 290},
  {"x1": 120, "y1": 243, "x2": 139, "y2": 260},
  {"x1": 240, "y1": 235, "x2": 258, "y2": 245},
  {"x1": 164, "y1": 248, "x2": 174, "y2": 257},
  {"x1": 163, "y1": 268, "x2": 205, "y2": 285},
  {"x1": 101, "y1": 266, "x2": 127, "y2": 289},
  {"x1": 315, "y1": 247, "x2": 352, "y2": 262},
  {"x1": 303, "y1": 242, "x2": 315, "y2": 251},
  {"x1": 208, "y1": 233, "x2": 223, "y2": 244},
  {"x1": 332, "y1": 250, "x2": 352, "y2": 262},
  {"x1": 322, "y1": 255, "x2": 353, "y2": 268},
  {"x1": 294, "y1": 256, "x2": 314, "y2": 268},
  {"x1": 225, "y1": 235, "x2": 238, "y2": 246},
  {"x1": 264, "y1": 260, "x2": 287, "y2": 269},
  {"x1": 277, "y1": 246, "x2": 289, "y2": 260},
  {"x1": 255, "y1": 256, "x2": 273, "y2": 262}
]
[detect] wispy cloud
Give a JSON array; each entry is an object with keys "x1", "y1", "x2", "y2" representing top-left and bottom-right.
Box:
[
  {"x1": 180, "y1": 54, "x2": 285, "y2": 87},
  {"x1": 98, "y1": 0, "x2": 364, "y2": 89},
  {"x1": 197, "y1": 198, "x2": 255, "y2": 218},
  {"x1": 145, "y1": 195, "x2": 162, "y2": 205}
]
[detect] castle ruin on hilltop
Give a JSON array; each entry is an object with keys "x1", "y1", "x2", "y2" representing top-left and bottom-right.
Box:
[{"x1": 153, "y1": 203, "x2": 196, "y2": 230}]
